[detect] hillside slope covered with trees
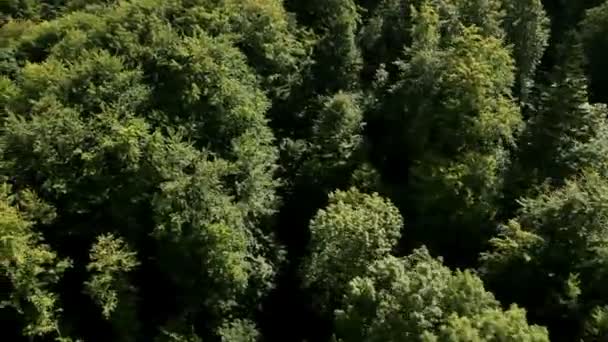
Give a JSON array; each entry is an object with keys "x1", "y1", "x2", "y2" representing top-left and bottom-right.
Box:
[{"x1": 2, "y1": 0, "x2": 608, "y2": 341}]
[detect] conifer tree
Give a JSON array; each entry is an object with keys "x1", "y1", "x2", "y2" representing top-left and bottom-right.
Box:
[
  {"x1": 288, "y1": 0, "x2": 362, "y2": 93},
  {"x1": 506, "y1": 31, "x2": 608, "y2": 207},
  {"x1": 502, "y1": 0, "x2": 550, "y2": 102},
  {"x1": 581, "y1": 0, "x2": 608, "y2": 103}
]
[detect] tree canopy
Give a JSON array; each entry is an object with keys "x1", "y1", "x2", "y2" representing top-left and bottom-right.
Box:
[{"x1": 3, "y1": 0, "x2": 608, "y2": 341}]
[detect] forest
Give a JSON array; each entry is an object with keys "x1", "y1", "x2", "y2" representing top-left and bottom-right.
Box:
[{"x1": 3, "y1": 0, "x2": 608, "y2": 341}]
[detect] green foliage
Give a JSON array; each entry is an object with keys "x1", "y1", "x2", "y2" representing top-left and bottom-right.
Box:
[
  {"x1": 151, "y1": 157, "x2": 268, "y2": 316},
  {"x1": 0, "y1": 184, "x2": 71, "y2": 337},
  {"x1": 0, "y1": 0, "x2": 283, "y2": 338},
  {"x1": 288, "y1": 0, "x2": 362, "y2": 92},
  {"x1": 302, "y1": 188, "x2": 403, "y2": 309},
  {"x1": 372, "y1": 0, "x2": 520, "y2": 263},
  {"x1": 315, "y1": 0, "x2": 363, "y2": 92},
  {"x1": 482, "y1": 172, "x2": 608, "y2": 339},
  {"x1": 423, "y1": 306, "x2": 549, "y2": 341},
  {"x1": 334, "y1": 248, "x2": 546, "y2": 341},
  {"x1": 0, "y1": 0, "x2": 114, "y2": 21},
  {"x1": 359, "y1": 0, "x2": 507, "y2": 73},
  {"x1": 582, "y1": 0, "x2": 608, "y2": 103},
  {"x1": 502, "y1": 0, "x2": 550, "y2": 101},
  {"x1": 583, "y1": 305, "x2": 608, "y2": 340},
  {"x1": 156, "y1": 324, "x2": 202, "y2": 342},
  {"x1": 85, "y1": 234, "x2": 139, "y2": 319},
  {"x1": 3, "y1": 0, "x2": 608, "y2": 341},
  {"x1": 85, "y1": 234, "x2": 139, "y2": 340},
  {"x1": 203, "y1": 0, "x2": 314, "y2": 100},
  {"x1": 507, "y1": 32, "x2": 608, "y2": 206},
  {"x1": 450, "y1": 0, "x2": 505, "y2": 38},
  {"x1": 311, "y1": 93, "x2": 364, "y2": 163},
  {"x1": 296, "y1": 92, "x2": 366, "y2": 190},
  {"x1": 218, "y1": 319, "x2": 260, "y2": 342}
]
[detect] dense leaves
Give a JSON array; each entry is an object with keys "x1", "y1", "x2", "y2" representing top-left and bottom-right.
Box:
[
  {"x1": 3, "y1": 0, "x2": 608, "y2": 341},
  {"x1": 302, "y1": 188, "x2": 402, "y2": 311},
  {"x1": 369, "y1": 0, "x2": 521, "y2": 265},
  {"x1": 482, "y1": 172, "x2": 608, "y2": 340},
  {"x1": 334, "y1": 248, "x2": 548, "y2": 341},
  {"x1": 502, "y1": 0, "x2": 550, "y2": 101},
  {"x1": 0, "y1": 185, "x2": 71, "y2": 338}
]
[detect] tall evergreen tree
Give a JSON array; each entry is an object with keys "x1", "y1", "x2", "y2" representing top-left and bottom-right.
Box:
[
  {"x1": 505, "y1": 31, "x2": 608, "y2": 210},
  {"x1": 502, "y1": 0, "x2": 550, "y2": 102},
  {"x1": 540, "y1": 0, "x2": 603, "y2": 66},
  {"x1": 581, "y1": 0, "x2": 608, "y2": 103},
  {"x1": 285, "y1": 0, "x2": 362, "y2": 93}
]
